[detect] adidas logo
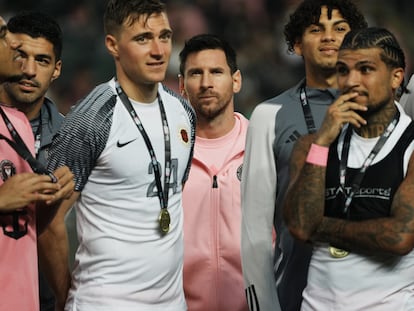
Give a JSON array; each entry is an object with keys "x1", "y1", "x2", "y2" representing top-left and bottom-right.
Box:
[{"x1": 285, "y1": 130, "x2": 301, "y2": 143}]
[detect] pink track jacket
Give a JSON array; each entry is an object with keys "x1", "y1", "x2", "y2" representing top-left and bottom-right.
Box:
[{"x1": 183, "y1": 112, "x2": 249, "y2": 311}]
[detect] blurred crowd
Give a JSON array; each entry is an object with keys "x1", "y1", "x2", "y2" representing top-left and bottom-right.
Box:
[{"x1": 1, "y1": 0, "x2": 413, "y2": 116}]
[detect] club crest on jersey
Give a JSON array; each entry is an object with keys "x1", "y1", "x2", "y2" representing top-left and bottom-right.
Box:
[
  {"x1": 179, "y1": 127, "x2": 190, "y2": 145},
  {"x1": 0, "y1": 160, "x2": 16, "y2": 181}
]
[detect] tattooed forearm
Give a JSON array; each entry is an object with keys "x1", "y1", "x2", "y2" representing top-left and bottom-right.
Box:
[
  {"x1": 310, "y1": 154, "x2": 414, "y2": 256},
  {"x1": 284, "y1": 136, "x2": 327, "y2": 241},
  {"x1": 285, "y1": 163, "x2": 326, "y2": 241},
  {"x1": 314, "y1": 213, "x2": 414, "y2": 256}
]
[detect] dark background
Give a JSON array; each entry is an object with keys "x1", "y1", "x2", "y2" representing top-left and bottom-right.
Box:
[{"x1": 1, "y1": 0, "x2": 413, "y2": 117}]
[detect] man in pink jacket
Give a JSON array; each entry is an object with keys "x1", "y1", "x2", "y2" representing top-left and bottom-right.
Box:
[
  {"x1": 0, "y1": 15, "x2": 74, "y2": 310},
  {"x1": 179, "y1": 34, "x2": 249, "y2": 311}
]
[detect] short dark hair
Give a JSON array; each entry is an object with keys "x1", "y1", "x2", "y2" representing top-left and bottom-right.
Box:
[
  {"x1": 179, "y1": 34, "x2": 238, "y2": 76},
  {"x1": 104, "y1": 0, "x2": 166, "y2": 36},
  {"x1": 284, "y1": 0, "x2": 368, "y2": 53},
  {"x1": 7, "y1": 11, "x2": 63, "y2": 61}
]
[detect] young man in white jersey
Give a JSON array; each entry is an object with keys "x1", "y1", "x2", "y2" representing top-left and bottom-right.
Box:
[
  {"x1": 240, "y1": 1, "x2": 367, "y2": 310},
  {"x1": 0, "y1": 15, "x2": 74, "y2": 310},
  {"x1": 284, "y1": 27, "x2": 414, "y2": 310},
  {"x1": 178, "y1": 34, "x2": 249, "y2": 311},
  {"x1": 43, "y1": 0, "x2": 196, "y2": 310}
]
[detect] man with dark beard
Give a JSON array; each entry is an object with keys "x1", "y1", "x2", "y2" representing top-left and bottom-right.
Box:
[
  {"x1": 178, "y1": 34, "x2": 249, "y2": 311},
  {"x1": 240, "y1": 1, "x2": 367, "y2": 310},
  {"x1": 284, "y1": 27, "x2": 414, "y2": 310},
  {"x1": 0, "y1": 14, "x2": 74, "y2": 310},
  {"x1": 0, "y1": 12, "x2": 66, "y2": 311}
]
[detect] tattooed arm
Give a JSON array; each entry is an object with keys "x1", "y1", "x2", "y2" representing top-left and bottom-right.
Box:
[
  {"x1": 283, "y1": 134, "x2": 327, "y2": 241},
  {"x1": 313, "y1": 151, "x2": 414, "y2": 256},
  {"x1": 283, "y1": 92, "x2": 366, "y2": 242}
]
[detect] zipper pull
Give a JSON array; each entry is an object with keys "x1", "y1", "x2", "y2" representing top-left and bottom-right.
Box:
[{"x1": 212, "y1": 175, "x2": 218, "y2": 188}]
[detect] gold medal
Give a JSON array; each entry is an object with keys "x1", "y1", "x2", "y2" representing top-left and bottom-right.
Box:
[
  {"x1": 158, "y1": 209, "x2": 171, "y2": 234},
  {"x1": 329, "y1": 246, "x2": 349, "y2": 258}
]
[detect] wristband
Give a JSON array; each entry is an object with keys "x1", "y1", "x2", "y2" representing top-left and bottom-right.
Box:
[{"x1": 306, "y1": 143, "x2": 329, "y2": 167}]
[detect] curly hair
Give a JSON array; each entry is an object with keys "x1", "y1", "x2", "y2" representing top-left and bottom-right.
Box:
[{"x1": 284, "y1": 0, "x2": 367, "y2": 53}]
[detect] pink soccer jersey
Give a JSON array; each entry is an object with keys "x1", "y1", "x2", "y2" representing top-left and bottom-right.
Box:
[{"x1": 0, "y1": 105, "x2": 38, "y2": 311}]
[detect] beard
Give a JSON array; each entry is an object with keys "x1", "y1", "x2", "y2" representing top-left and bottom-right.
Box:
[
  {"x1": 196, "y1": 100, "x2": 230, "y2": 121},
  {"x1": 356, "y1": 98, "x2": 390, "y2": 120},
  {"x1": 2, "y1": 82, "x2": 43, "y2": 114}
]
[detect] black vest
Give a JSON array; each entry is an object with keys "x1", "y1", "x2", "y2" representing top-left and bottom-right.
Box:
[{"x1": 325, "y1": 121, "x2": 414, "y2": 221}]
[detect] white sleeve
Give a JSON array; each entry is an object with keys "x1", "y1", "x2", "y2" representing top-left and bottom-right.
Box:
[
  {"x1": 241, "y1": 104, "x2": 281, "y2": 311},
  {"x1": 400, "y1": 74, "x2": 414, "y2": 119}
]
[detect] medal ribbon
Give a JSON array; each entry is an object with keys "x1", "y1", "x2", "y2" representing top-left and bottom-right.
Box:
[
  {"x1": 0, "y1": 106, "x2": 54, "y2": 239},
  {"x1": 300, "y1": 81, "x2": 317, "y2": 134},
  {"x1": 0, "y1": 106, "x2": 56, "y2": 181},
  {"x1": 33, "y1": 111, "x2": 42, "y2": 157},
  {"x1": 115, "y1": 81, "x2": 171, "y2": 214},
  {"x1": 339, "y1": 109, "x2": 400, "y2": 216}
]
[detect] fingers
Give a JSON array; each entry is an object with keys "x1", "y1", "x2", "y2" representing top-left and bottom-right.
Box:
[
  {"x1": 334, "y1": 96, "x2": 367, "y2": 128},
  {"x1": 330, "y1": 93, "x2": 367, "y2": 122},
  {"x1": 24, "y1": 174, "x2": 61, "y2": 205},
  {"x1": 30, "y1": 191, "x2": 57, "y2": 203},
  {"x1": 0, "y1": 167, "x2": 75, "y2": 210},
  {"x1": 29, "y1": 175, "x2": 61, "y2": 193},
  {"x1": 331, "y1": 93, "x2": 368, "y2": 128},
  {"x1": 315, "y1": 94, "x2": 367, "y2": 146},
  {"x1": 46, "y1": 166, "x2": 75, "y2": 204},
  {"x1": 52, "y1": 166, "x2": 72, "y2": 180},
  {"x1": 12, "y1": 173, "x2": 60, "y2": 192},
  {"x1": 46, "y1": 181, "x2": 74, "y2": 204},
  {"x1": 54, "y1": 166, "x2": 74, "y2": 193},
  {"x1": 0, "y1": 173, "x2": 59, "y2": 211}
]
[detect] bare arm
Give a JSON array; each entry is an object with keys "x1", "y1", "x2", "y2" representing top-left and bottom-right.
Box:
[
  {"x1": 283, "y1": 93, "x2": 366, "y2": 241},
  {"x1": 313, "y1": 152, "x2": 414, "y2": 256},
  {"x1": 283, "y1": 134, "x2": 327, "y2": 241},
  {"x1": 38, "y1": 191, "x2": 79, "y2": 311}
]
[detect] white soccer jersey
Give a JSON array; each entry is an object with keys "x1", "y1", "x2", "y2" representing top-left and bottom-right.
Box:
[{"x1": 48, "y1": 79, "x2": 195, "y2": 311}]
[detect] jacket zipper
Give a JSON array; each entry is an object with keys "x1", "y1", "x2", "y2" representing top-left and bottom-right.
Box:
[{"x1": 212, "y1": 175, "x2": 218, "y2": 188}]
